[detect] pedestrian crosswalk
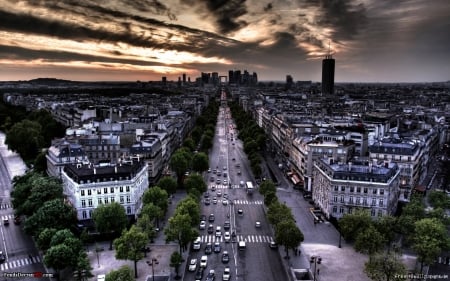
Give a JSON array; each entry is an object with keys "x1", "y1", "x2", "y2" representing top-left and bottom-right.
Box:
[
  {"x1": 1, "y1": 214, "x2": 14, "y2": 220},
  {"x1": 0, "y1": 255, "x2": 42, "y2": 271},
  {"x1": 232, "y1": 200, "x2": 263, "y2": 205},
  {"x1": 0, "y1": 203, "x2": 12, "y2": 209},
  {"x1": 200, "y1": 234, "x2": 274, "y2": 244},
  {"x1": 209, "y1": 184, "x2": 241, "y2": 190}
]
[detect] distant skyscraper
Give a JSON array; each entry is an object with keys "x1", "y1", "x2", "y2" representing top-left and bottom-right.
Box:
[
  {"x1": 182, "y1": 73, "x2": 186, "y2": 83},
  {"x1": 321, "y1": 54, "x2": 335, "y2": 95},
  {"x1": 286, "y1": 75, "x2": 293, "y2": 89}
]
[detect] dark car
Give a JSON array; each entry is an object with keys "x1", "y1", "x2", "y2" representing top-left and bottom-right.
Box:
[
  {"x1": 14, "y1": 216, "x2": 21, "y2": 225},
  {"x1": 0, "y1": 251, "x2": 6, "y2": 263},
  {"x1": 200, "y1": 215, "x2": 207, "y2": 221},
  {"x1": 213, "y1": 242, "x2": 221, "y2": 253},
  {"x1": 223, "y1": 221, "x2": 230, "y2": 230},
  {"x1": 221, "y1": 251, "x2": 230, "y2": 263},
  {"x1": 205, "y1": 270, "x2": 215, "y2": 281},
  {"x1": 205, "y1": 243, "x2": 212, "y2": 255},
  {"x1": 195, "y1": 268, "x2": 204, "y2": 280},
  {"x1": 269, "y1": 241, "x2": 278, "y2": 249},
  {"x1": 207, "y1": 224, "x2": 214, "y2": 234},
  {"x1": 204, "y1": 198, "x2": 211, "y2": 205},
  {"x1": 208, "y1": 214, "x2": 215, "y2": 222}
]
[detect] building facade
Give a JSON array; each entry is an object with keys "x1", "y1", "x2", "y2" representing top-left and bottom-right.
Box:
[
  {"x1": 321, "y1": 55, "x2": 335, "y2": 95},
  {"x1": 312, "y1": 158, "x2": 400, "y2": 220},
  {"x1": 61, "y1": 159, "x2": 148, "y2": 222}
]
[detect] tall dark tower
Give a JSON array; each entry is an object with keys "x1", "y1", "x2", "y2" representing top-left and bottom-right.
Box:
[{"x1": 321, "y1": 47, "x2": 335, "y2": 95}]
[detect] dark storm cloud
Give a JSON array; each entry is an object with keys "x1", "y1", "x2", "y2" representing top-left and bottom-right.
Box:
[
  {"x1": 0, "y1": 44, "x2": 167, "y2": 67},
  {"x1": 204, "y1": 0, "x2": 249, "y2": 33}
]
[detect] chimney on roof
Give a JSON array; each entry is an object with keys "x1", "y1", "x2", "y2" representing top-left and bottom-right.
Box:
[
  {"x1": 368, "y1": 162, "x2": 373, "y2": 173},
  {"x1": 93, "y1": 167, "x2": 96, "y2": 175},
  {"x1": 348, "y1": 162, "x2": 352, "y2": 171},
  {"x1": 115, "y1": 166, "x2": 118, "y2": 173}
]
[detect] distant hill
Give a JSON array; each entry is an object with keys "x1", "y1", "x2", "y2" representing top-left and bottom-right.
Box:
[{"x1": 28, "y1": 78, "x2": 76, "y2": 84}]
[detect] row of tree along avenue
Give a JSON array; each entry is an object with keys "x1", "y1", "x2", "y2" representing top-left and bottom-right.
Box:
[
  {"x1": 11, "y1": 172, "x2": 92, "y2": 280},
  {"x1": 229, "y1": 101, "x2": 267, "y2": 179},
  {"x1": 259, "y1": 180, "x2": 305, "y2": 258},
  {"x1": 338, "y1": 193, "x2": 450, "y2": 281}
]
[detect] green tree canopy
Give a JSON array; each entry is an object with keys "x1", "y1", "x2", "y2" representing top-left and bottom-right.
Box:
[
  {"x1": 43, "y1": 244, "x2": 74, "y2": 277},
  {"x1": 23, "y1": 199, "x2": 77, "y2": 236},
  {"x1": 364, "y1": 251, "x2": 407, "y2": 281},
  {"x1": 37, "y1": 228, "x2": 58, "y2": 252},
  {"x1": 183, "y1": 138, "x2": 196, "y2": 152},
  {"x1": 175, "y1": 196, "x2": 200, "y2": 227},
  {"x1": 267, "y1": 201, "x2": 294, "y2": 226},
  {"x1": 259, "y1": 180, "x2": 276, "y2": 197},
  {"x1": 105, "y1": 265, "x2": 134, "y2": 281},
  {"x1": 143, "y1": 186, "x2": 169, "y2": 215},
  {"x1": 92, "y1": 202, "x2": 128, "y2": 250},
  {"x1": 338, "y1": 209, "x2": 372, "y2": 242},
  {"x1": 165, "y1": 213, "x2": 198, "y2": 255},
  {"x1": 274, "y1": 220, "x2": 304, "y2": 258},
  {"x1": 169, "y1": 150, "x2": 190, "y2": 186},
  {"x1": 263, "y1": 190, "x2": 278, "y2": 206},
  {"x1": 5, "y1": 119, "x2": 45, "y2": 160},
  {"x1": 192, "y1": 152, "x2": 209, "y2": 173},
  {"x1": 141, "y1": 202, "x2": 164, "y2": 228},
  {"x1": 137, "y1": 213, "x2": 157, "y2": 243},
  {"x1": 355, "y1": 225, "x2": 385, "y2": 258},
  {"x1": 157, "y1": 176, "x2": 178, "y2": 195},
  {"x1": 184, "y1": 174, "x2": 207, "y2": 195},
  {"x1": 114, "y1": 225, "x2": 148, "y2": 278},
  {"x1": 170, "y1": 251, "x2": 183, "y2": 279}
]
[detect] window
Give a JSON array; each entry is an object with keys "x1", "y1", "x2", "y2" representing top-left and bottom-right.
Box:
[
  {"x1": 379, "y1": 199, "x2": 384, "y2": 207},
  {"x1": 349, "y1": 196, "x2": 354, "y2": 204},
  {"x1": 334, "y1": 186, "x2": 339, "y2": 191},
  {"x1": 341, "y1": 186, "x2": 345, "y2": 192},
  {"x1": 350, "y1": 187, "x2": 354, "y2": 192},
  {"x1": 97, "y1": 189, "x2": 101, "y2": 195},
  {"x1": 371, "y1": 209, "x2": 376, "y2": 216},
  {"x1": 348, "y1": 207, "x2": 353, "y2": 214},
  {"x1": 82, "y1": 211, "x2": 87, "y2": 219},
  {"x1": 89, "y1": 210, "x2": 93, "y2": 218},
  {"x1": 377, "y1": 210, "x2": 383, "y2": 217},
  {"x1": 380, "y1": 189, "x2": 385, "y2": 195},
  {"x1": 333, "y1": 196, "x2": 338, "y2": 202},
  {"x1": 126, "y1": 195, "x2": 131, "y2": 203},
  {"x1": 372, "y1": 189, "x2": 377, "y2": 195},
  {"x1": 81, "y1": 190, "x2": 85, "y2": 196},
  {"x1": 120, "y1": 196, "x2": 124, "y2": 203},
  {"x1": 371, "y1": 198, "x2": 376, "y2": 206},
  {"x1": 88, "y1": 199, "x2": 93, "y2": 207},
  {"x1": 81, "y1": 200, "x2": 86, "y2": 208},
  {"x1": 104, "y1": 188, "x2": 108, "y2": 194},
  {"x1": 98, "y1": 198, "x2": 102, "y2": 205},
  {"x1": 363, "y1": 197, "x2": 367, "y2": 206},
  {"x1": 126, "y1": 186, "x2": 130, "y2": 192},
  {"x1": 356, "y1": 197, "x2": 361, "y2": 205},
  {"x1": 340, "y1": 195, "x2": 344, "y2": 203},
  {"x1": 104, "y1": 197, "x2": 109, "y2": 204},
  {"x1": 363, "y1": 188, "x2": 368, "y2": 194},
  {"x1": 339, "y1": 207, "x2": 344, "y2": 214},
  {"x1": 127, "y1": 206, "x2": 131, "y2": 214},
  {"x1": 110, "y1": 187, "x2": 114, "y2": 193},
  {"x1": 356, "y1": 187, "x2": 361, "y2": 193},
  {"x1": 120, "y1": 186, "x2": 123, "y2": 192},
  {"x1": 88, "y1": 189, "x2": 92, "y2": 196},
  {"x1": 333, "y1": 206, "x2": 337, "y2": 213},
  {"x1": 111, "y1": 197, "x2": 115, "y2": 203}
]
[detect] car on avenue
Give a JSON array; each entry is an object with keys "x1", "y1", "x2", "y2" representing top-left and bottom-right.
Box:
[
  {"x1": 200, "y1": 255, "x2": 208, "y2": 267},
  {"x1": 189, "y1": 258, "x2": 198, "y2": 272},
  {"x1": 223, "y1": 266, "x2": 231, "y2": 281}
]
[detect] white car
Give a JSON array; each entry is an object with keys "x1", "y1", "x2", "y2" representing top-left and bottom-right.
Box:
[
  {"x1": 222, "y1": 266, "x2": 231, "y2": 281},
  {"x1": 200, "y1": 255, "x2": 208, "y2": 268},
  {"x1": 199, "y1": 220, "x2": 206, "y2": 230},
  {"x1": 97, "y1": 275, "x2": 106, "y2": 281},
  {"x1": 255, "y1": 221, "x2": 261, "y2": 228},
  {"x1": 222, "y1": 199, "x2": 228, "y2": 206},
  {"x1": 224, "y1": 231, "x2": 231, "y2": 242},
  {"x1": 188, "y1": 258, "x2": 198, "y2": 272}
]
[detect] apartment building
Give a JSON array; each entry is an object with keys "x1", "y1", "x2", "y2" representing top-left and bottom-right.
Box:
[
  {"x1": 46, "y1": 139, "x2": 89, "y2": 179},
  {"x1": 312, "y1": 158, "x2": 400, "y2": 220},
  {"x1": 61, "y1": 159, "x2": 148, "y2": 222}
]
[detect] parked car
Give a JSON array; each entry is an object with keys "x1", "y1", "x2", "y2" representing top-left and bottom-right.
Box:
[{"x1": 188, "y1": 258, "x2": 198, "y2": 272}]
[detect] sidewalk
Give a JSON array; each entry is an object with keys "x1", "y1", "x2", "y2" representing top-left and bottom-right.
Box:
[{"x1": 262, "y1": 153, "x2": 371, "y2": 281}]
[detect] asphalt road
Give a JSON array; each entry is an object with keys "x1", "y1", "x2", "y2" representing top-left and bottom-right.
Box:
[{"x1": 183, "y1": 103, "x2": 286, "y2": 281}]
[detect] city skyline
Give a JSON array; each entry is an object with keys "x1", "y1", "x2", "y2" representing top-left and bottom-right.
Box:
[{"x1": 0, "y1": 0, "x2": 449, "y2": 83}]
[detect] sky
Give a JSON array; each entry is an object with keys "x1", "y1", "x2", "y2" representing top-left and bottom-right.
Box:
[{"x1": 0, "y1": 0, "x2": 449, "y2": 83}]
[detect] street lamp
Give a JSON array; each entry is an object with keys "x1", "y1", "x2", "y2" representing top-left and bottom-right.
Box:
[
  {"x1": 310, "y1": 256, "x2": 322, "y2": 281},
  {"x1": 73, "y1": 270, "x2": 87, "y2": 281},
  {"x1": 146, "y1": 258, "x2": 159, "y2": 281}
]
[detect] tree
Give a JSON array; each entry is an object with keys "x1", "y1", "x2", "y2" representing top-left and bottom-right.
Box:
[
  {"x1": 200, "y1": 134, "x2": 213, "y2": 150},
  {"x1": 338, "y1": 209, "x2": 372, "y2": 242},
  {"x1": 412, "y1": 218, "x2": 450, "y2": 273},
  {"x1": 34, "y1": 150, "x2": 48, "y2": 173},
  {"x1": 20, "y1": 176, "x2": 63, "y2": 217},
  {"x1": 73, "y1": 251, "x2": 94, "y2": 281},
  {"x1": 263, "y1": 190, "x2": 278, "y2": 206},
  {"x1": 137, "y1": 213, "x2": 157, "y2": 244},
  {"x1": 23, "y1": 199, "x2": 77, "y2": 237},
  {"x1": 36, "y1": 228, "x2": 58, "y2": 252},
  {"x1": 105, "y1": 265, "x2": 134, "y2": 281},
  {"x1": 184, "y1": 174, "x2": 207, "y2": 196},
  {"x1": 192, "y1": 152, "x2": 209, "y2": 172},
  {"x1": 141, "y1": 203, "x2": 164, "y2": 228},
  {"x1": 259, "y1": 180, "x2": 276, "y2": 197},
  {"x1": 364, "y1": 251, "x2": 407, "y2": 281},
  {"x1": 5, "y1": 119, "x2": 45, "y2": 160},
  {"x1": 175, "y1": 197, "x2": 200, "y2": 227},
  {"x1": 355, "y1": 226, "x2": 385, "y2": 259},
  {"x1": 267, "y1": 201, "x2": 294, "y2": 226},
  {"x1": 428, "y1": 191, "x2": 450, "y2": 209},
  {"x1": 274, "y1": 220, "x2": 304, "y2": 259},
  {"x1": 143, "y1": 186, "x2": 169, "y2": 215},
  {"x1": 43, "y1": 244, "x2": 74, "y2": 280},
  {"x1": 251, "y1": 162, "x2": 262, "y2": 179},
  {"x1": 374, "y1": 215, "x2": 398, "y2": 248},
  {"x1": 170, "y1": 251, "x2": 183, "y2": 279},
  {"x1": 183, "y1": 138, "x2": 195, "y2": 152},
  {"x1": 11, "y1": 172, "x2": 42, "y2": 215},
  {"x1": 92, "y1": 202, "x2": 128, "y2": 250},
  {"x1": 170, "y1": 149, "x2": 191, "y2": 187},
  {"x1": 114, "y1": 225, "x2": 148, "y2": 278},
  {"x1": 157, "y1": 176, "x2": 178, "y2": 195},
  {"x1": 165, "y1": 213, "x2": 198, "y2": 254}
]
